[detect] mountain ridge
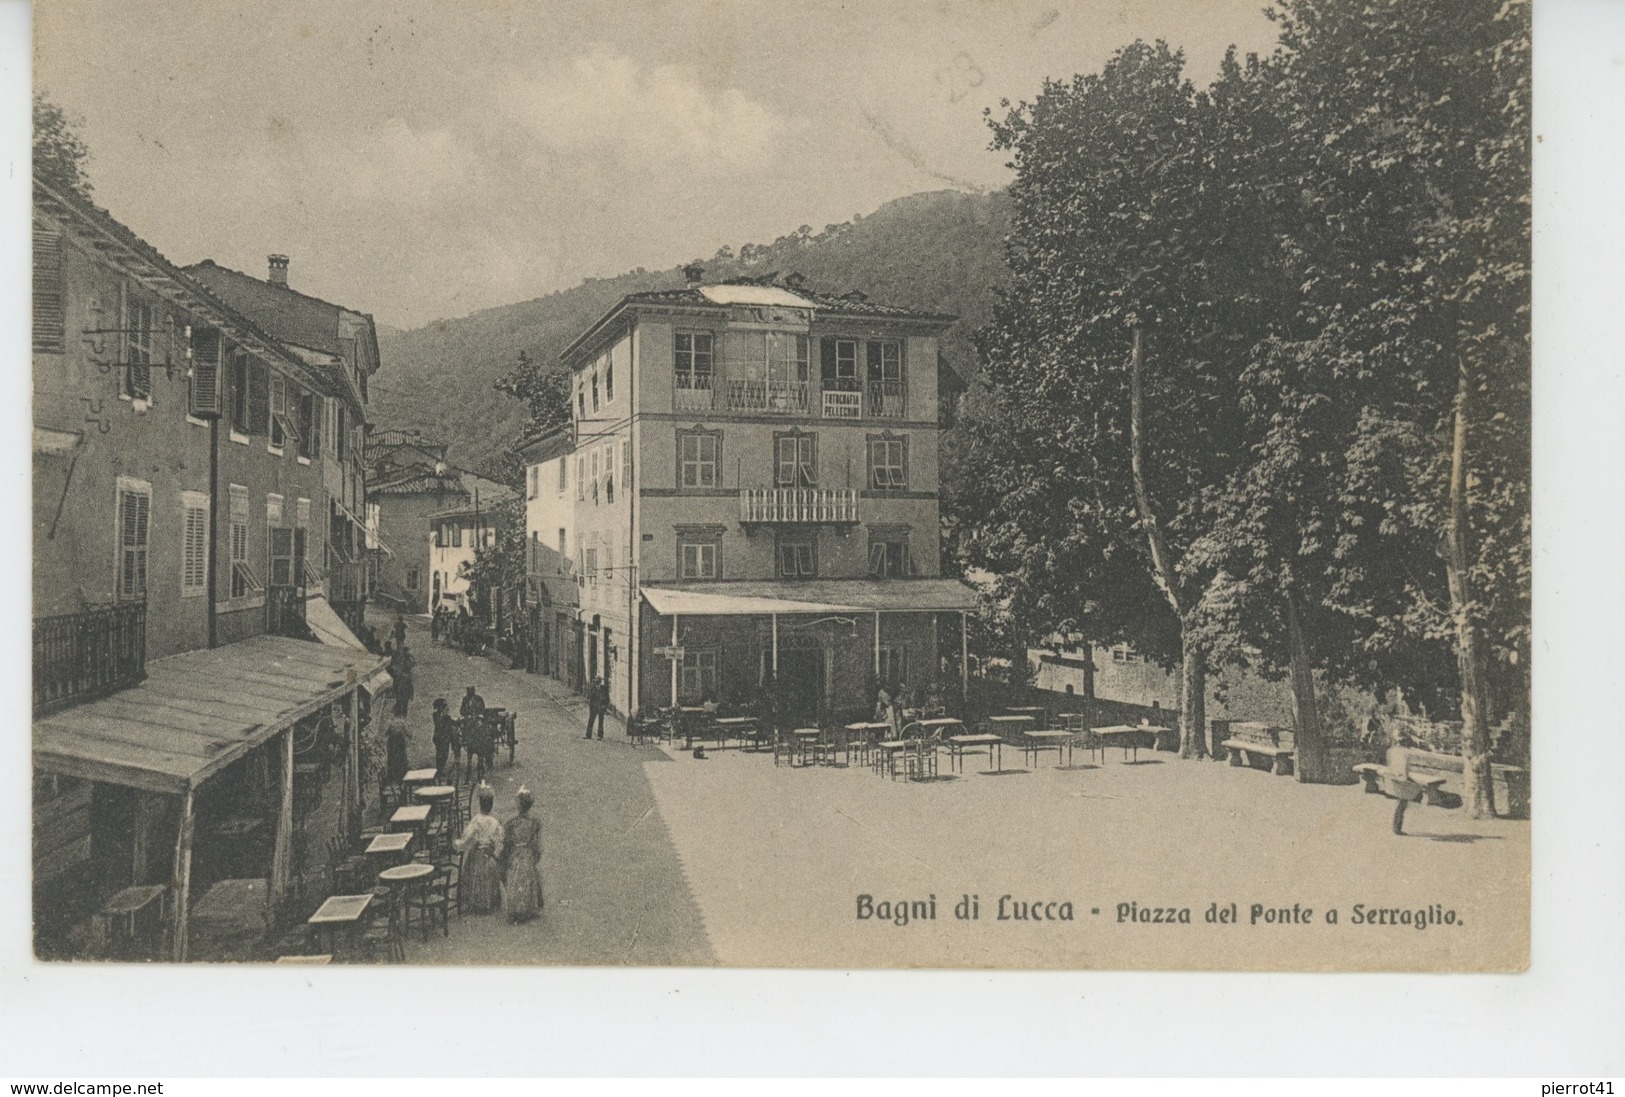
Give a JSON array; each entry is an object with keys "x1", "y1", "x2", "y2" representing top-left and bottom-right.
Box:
[{"x1": 370, "y1": 188, "x2": 1011, "y2": 472}]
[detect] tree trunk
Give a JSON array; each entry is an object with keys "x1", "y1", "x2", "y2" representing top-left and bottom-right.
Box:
[
  {"x1": 1445, "y1": 358, "x2": 1495, "y2": 818},
  {"x1": 1179, "y1": 628, "x2": 1207, "y2": 759},
  {"x1": 1081, "y1": 643, "x2": 1096, "y2": 700},
  {"x1": 1128, "y1": 326, "x2": 1204, "y2": 759},
  {"x1": 1286, "y1": 590, "x2": 1330, "y2": 783}
]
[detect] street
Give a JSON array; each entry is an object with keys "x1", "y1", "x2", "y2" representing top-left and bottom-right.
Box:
[{"x1": 385, "y1": 615, "x2": 715, "y2": 966}]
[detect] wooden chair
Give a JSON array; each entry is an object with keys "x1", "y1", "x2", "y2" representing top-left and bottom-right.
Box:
[
  {"x1": 408, "y1": 861, "x2": 459, "y2": 938},
  {"x1": 898, "y1": 722, "x2": 940, "y2": 781},
  {"x1": 378, "y1": 773, "x2": 403, "y2": 816},
  {"x1": 357, "y1": 888, "x2": 406, "y2": 963}
]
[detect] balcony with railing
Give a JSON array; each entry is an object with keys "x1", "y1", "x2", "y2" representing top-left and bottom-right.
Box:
[
  {"x1": 33, "y1": 602, "x2": 147, "y2": 715},
  {"x1": 673, "y1": 372, "x2": 715, "y2": 412},
  {"x1": 740, "y1": 487, "x2": 860, "y2": 524},
  {"x1": 724, "y1": 379, "x2": 810, "y2": 416},
  {"x1": 867, "y1": 380, "x2": 908, "y2": 419}
]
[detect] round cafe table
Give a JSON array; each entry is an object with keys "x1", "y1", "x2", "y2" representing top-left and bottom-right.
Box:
[
  {"x1": 378, "y1": 861, "x2": 436, "y2": 942},
  {"x1": 414, "y1": 785, "x2": 458, "y2": 846}
]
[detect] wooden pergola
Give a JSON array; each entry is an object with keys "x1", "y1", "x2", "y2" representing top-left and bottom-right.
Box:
[{"x1": 33, "y1": 635, "x2": 389, "y2": 960}]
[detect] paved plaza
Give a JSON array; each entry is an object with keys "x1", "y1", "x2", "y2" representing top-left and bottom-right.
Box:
[{"x1": 388, "y1": 615, "x2": 1529, "y2": 971}]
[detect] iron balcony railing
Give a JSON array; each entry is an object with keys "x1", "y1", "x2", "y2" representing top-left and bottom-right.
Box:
[
  {"x1": 724, "y1": 379, "x2": 810, "y2": 415},
  {"x1": 740, "y1": 487, "x2": 860, "y2": 524},
  {"x1": 33, "y1": 602, "x2": 146, "y2": 714},
  {"x1": 673, "y1": 373, "x2": 715, "y2": 412},
  {"x1": 267, "y1": 586, "x2": 309, "y2": 640},
  {"x1": 868, "y1": 380, "x2": 907, "y2": 419},
  {"x1": 329, "y1": 560, "x2": 369, "y2": 604}
]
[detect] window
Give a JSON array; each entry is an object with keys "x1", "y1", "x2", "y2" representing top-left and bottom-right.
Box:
[
  {"x1": 622, "y1": 440, "x2": 632, "y2": 489},
  {"x1": 269, "y1": 375, "x2": 288, "y2": 449},
  {"x1": 124, "y1": 296, "x2": 153, "y2": 401},
  {"x1": 678, "y1": 649, "x2": 718, "y2": 704},
  {"x1": 589, "y1": 448, "x2": 600, "y2": 504},
  {"x1": 577, "y1": 385, "x2": 585, "y2": 420},
  {"x1": 678, "y1": 531, "x2": 721, "y2": 580},
  {"x1": 268, "y1": 494, "x2": 295, "y2": 587},
  {"x1": 868, "y1": 434, "x2": 908, "y2": 490},
  {"x1": 32, "y1": 223, "x2": 64, "y2": 353},
  {"x1": 678, "y1": 429, "x2": 720, "y2": 489},
  {"x1": 189, "y1": 327, "x2": 223, "y2": 418},
  {"x1": 116, "y1": 479, "x2": 151, "y2": 600},
  {"x1": 406, "y1": 568, "x2": 420, "y2": 591},
  {"x1": 558, "y1": 528, "x2": 567, "y2": 555},
  {"x1": 181, "y1": 491, "x2": 209, "y2": 597},
  {"x1": 296, "y1": 389, "x2": 320, "y2": 458},
  {"x1": 452, "y1": 522, "x2": 464, "y2": 549},
  {"x1": 591, "y1": 371, "x2": 599, "y2": 412},
  {"x1": 229, "y1": 352, "x2": 250, "y2": 435},
  {"x1": 866, "y1": 340, "x2": 903, "y2": 383},
  {"x1": 295, "y1": 498, "x2": 311, "y2": 584},
  {"x1": 879, "y1": 643, "x2": 909, "y2": 687},
  {"x1": 576, "y1": 457, "x2": 586, "y2": 501},
  {"x1": 675, "y1": 332, "x2": 714, "y2": 388},
  {"x1": 776, "y1": 534, "x2": 817, "y2": 578},
  {"x1": 527, "y1": 465, "x2": 539, "y2": 500},
  {"x1": 775, "y1": 432, "x2": 817, "y2": 487},
  {"x1": 584, "y1": 547, "x2": 598, "y2": 585},
  {"x1": 557, "y1": 458, "x2": 567, "y2": 492},
  {"x1": 228, "y1": 485, "x2": 258, "y2": 598},
  {"x1": 335, "y1": 404, "x2": 348, "y2": 462},
  {"x1": 603, "y1": 442, "x2": 615, "y2": 504},
  {"x1": 868, "y1": 530, "x2": 910, "y2": 578},
  {"x1": 820, "y1": 338, "x2": 859, "y2": 390},
  {"x1": 604, "y1": 359, "x2": 613, "y2": 403}
]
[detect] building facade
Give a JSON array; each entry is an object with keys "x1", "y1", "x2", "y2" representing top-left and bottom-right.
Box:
[
  {"x1": 366, "y1": 432, "x2": 486, "y2": 614},
  {"x1": 31, "y1": 178, "x2": 389, "y2": 960},
  {"x1": 546, "y1": 269, "x2": 978, "y2": 721}
]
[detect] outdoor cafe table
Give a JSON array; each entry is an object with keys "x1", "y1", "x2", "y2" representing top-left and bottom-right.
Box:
[
  {"x1": 389, "y1": 803, "x2": 432, "y2": 847},
  {"x1": 1004, "y1": 706, "x2": 1048, "y2": 728},
  {"x1": 402, "y1": 768, "x2": 437, "y2": 788},
  {"x1": 306, "y1": 893, "x2": 374, "y2": 956},
  {"x1": 714, "y1": 716, "x2": 759, "y2": 749},
  {"x1": 1023, "y1": 729, "x2": 1075, "y2": 768},
  {"x1": 945, "y1": 732, "x2": 1004, "y2": 774},
  {"x1": 364, "y1": 831, "x2": 414, "y2": 866},
  {"x1": 378, "y1": 862, "x2": 436, "y2": 941},
  {"x1": 1092, "y1": 724, "x2": 1171, "y2": 763}
]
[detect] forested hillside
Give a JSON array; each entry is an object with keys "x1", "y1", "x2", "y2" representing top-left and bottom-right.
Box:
[{"x1": 371, "y1": 188, "x2": 1011, "y2": 474}]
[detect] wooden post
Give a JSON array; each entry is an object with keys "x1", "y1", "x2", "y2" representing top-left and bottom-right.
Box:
[
  {"x1": 771, "y1": 613, "x2": 779, "y2": 675},
  {"x1": 347, "y1": 685, "x2": 361, "y2": 839},
  {"x1": 873, "y1": 612, "x2": 881, "y2": 677},
  {"x1": 669, "y1": 613, "x2": 680, "y2": 708},
  {"x1": 960, "y1": 612, "x2": 969, "y2": 708},
  {"x1": 170, "y1": 788, "x2": 195, "y2": 962},
  {"x1": 270, "y1": 725, "x2": 295, "y2": 905}
]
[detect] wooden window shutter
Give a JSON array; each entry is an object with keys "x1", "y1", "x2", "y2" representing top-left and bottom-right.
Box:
[
  {"x1": 32, "y1": 224, "x2": 65, "y2": 353},
  {"x1": 248, "y1": 361, "x2": 270, "y2": 434},
  {"x1": 189, "y1": 327, "x2": 222, "y2": 418},
  {"x1": 819, "y1": 337, "x2": 837, "y2": 384}
]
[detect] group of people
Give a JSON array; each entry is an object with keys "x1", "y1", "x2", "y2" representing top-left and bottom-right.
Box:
[
  {"x1": 454, "y1": 784, "x2": 544, "y2": 924},
  {"x1": 429, "y1": 685, "x2": 501, "y2": 784}
]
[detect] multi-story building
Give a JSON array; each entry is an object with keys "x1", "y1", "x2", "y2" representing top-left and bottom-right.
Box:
[
  {"x1": 548, "y1": 268, "x2": 978, "y2": 721},
  {"x1": 518, "y1": 426, "x2": 580, "y2": 684},
  {"x1": 31, "y1": 178, "x2": 388, "y2": 960},
  {"x1": 366, "y1": 431, "x2": 506, "y2": 614},
  {"x1": 427, "y1": 481, "x2": 516, "y2": 615},
  {"x1": 183, "y1": 256, "x2": 379, "y2": 637}
]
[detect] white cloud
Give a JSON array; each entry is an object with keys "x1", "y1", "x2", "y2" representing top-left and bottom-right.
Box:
[{"x1": 499, "y1": 49, "x2": 784, "y2": 171}]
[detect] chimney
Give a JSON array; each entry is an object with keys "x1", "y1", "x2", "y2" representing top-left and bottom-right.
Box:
[
  {"x1": 267, "y1": 254, "x2": 289, "y2": 287},
  {"x1": 682, "y1": 263, "x2": 705, "y2": 288}
]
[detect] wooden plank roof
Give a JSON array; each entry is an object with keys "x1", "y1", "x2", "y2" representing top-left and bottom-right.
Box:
[{"x1": 33, "y1": 635, "x2": 388, "y2": 797}]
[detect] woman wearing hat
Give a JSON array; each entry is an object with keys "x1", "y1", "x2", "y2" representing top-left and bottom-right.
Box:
[
  {"x1": 501, "y1": 787, "x2": 544, "y2": 924},
  {"x1": 453, "y1": 785, "x2": 504, "y2": 914}
]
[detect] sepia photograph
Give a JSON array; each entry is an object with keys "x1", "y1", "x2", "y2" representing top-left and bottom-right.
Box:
[{"x1": 27, "y1": 0, "x2": 1534, "y2": 978}]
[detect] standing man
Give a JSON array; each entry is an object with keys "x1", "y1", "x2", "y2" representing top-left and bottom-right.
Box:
[
  {"x1": 391, "y1": 614, "x2": 408, "y2": 651},
  {"x1": 431, "y1": 698, "x2": 457, "y2": 780},
  {"x1": 584, "y1": 676, "x2": 608, "y2": 740},
  {"x1": 391, "y1": 642, "x2": 416, "y2": 717}
]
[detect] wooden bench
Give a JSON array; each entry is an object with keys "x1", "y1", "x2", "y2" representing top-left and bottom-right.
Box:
[{"x1": 1221, "y1": 722, "x2": 1296, "y2": 776}]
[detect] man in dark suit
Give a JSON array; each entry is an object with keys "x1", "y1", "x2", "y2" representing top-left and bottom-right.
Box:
[{"x1": 584, "y1": 676, "x2": 608, "y2": 740}]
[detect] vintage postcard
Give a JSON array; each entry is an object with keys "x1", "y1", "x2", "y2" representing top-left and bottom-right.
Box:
[{"x1": 29, "y1": 0, "x2": 1530, "y2": 972}]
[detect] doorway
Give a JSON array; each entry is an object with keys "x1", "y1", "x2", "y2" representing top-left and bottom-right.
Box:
[{"x1": 777, "y1": 647, "x2": 825, "y2": 725}]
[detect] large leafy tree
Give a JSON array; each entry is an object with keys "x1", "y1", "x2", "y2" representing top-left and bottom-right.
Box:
[
  {"x1": 34, "y1": 92, "x2": 93, "y2": 198},
  {"x1": 962, "y1": 41, "x2": 1252, "y2": 757}
]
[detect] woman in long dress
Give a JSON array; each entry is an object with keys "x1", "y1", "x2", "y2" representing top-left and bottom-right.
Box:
[
  {"x1": 454, "y1": 786, "x2": 503, "y2": 914},
  {"x1": 501, "y1": 787, "x2": 543, "y2": 924}
]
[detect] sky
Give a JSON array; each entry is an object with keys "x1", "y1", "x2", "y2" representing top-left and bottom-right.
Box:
[{"x1": 34, "y1": 0, "x2": 1280, "y2": 329}]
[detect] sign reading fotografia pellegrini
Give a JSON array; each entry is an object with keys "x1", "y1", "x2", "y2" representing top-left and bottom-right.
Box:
[{"x1": 31, "y1": 0, "x2": 1529, "y2": 971}]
